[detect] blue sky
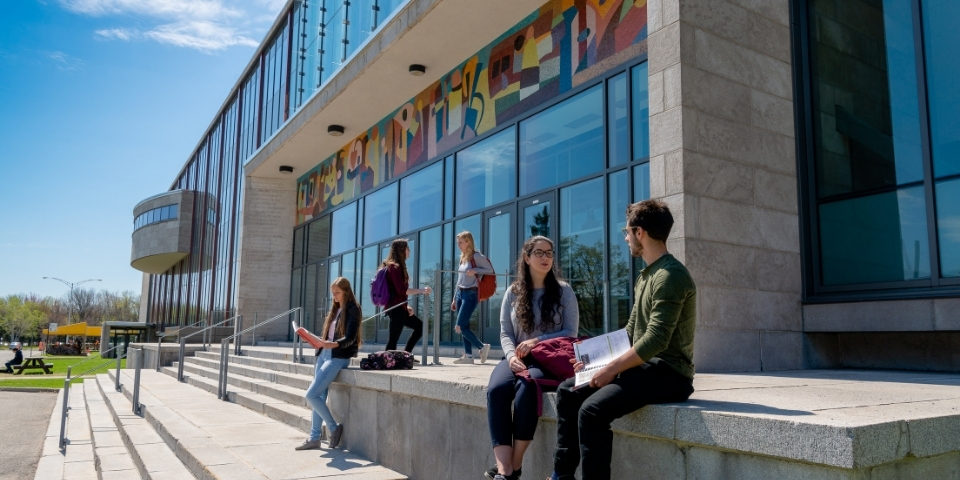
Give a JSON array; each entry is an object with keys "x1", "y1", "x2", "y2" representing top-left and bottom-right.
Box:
[{"x1": 0, "y1": 0, "x2": 283, "y2": 298}]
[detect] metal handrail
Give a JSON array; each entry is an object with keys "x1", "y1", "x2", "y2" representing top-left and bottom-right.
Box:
[
  {"x1": 216, "y1": 308, "x2": 301, "y2": 400},
  {"x1": 67, "y1": 344, "x2": 123, "y2": 375},
  {"x1": 59, "y1": 346, "x2": 130, "y2": 451},
  {"x1": 155, "y1": 319, "x2": 205, "y2": 371},
  {"x1": 432, "y1": 269, "x2": 517, "y2": 365},
  {"x1": 177, "y1": 314, "x2": 242, "y2": 382}
]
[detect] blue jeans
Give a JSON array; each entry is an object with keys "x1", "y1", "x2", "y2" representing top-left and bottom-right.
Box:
[
  {"x1": 455, "y1": 288, "x2": 484, "y2": 354},
  {"x1": 305, "y1": 349, "x2": 349, "y2": 441}
]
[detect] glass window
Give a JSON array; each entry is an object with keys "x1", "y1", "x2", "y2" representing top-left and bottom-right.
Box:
[
  {"x1": 632, "y1": 62, "x2": 649, "y2": 161},
  {"x1": 520, "y1": 86, "x2": 604, "y2": 194},
  {"x1": 292, "y1": 226, "x2": 305, "y2": 267},
  {"x1": 456, "y1": 127, "x2": 516, "y2": 215},
  {"x1": 304, "y1": 264, "x2": 318, "y2": 331},
  {"x1": 608, "y1": 170, "x2": 631, "y2": 329},
  {"x1": 560, "y1": 177, "x2": 605, "y2": 336},
  {"x1": 454, "y1": 214, "x2": 482, "y2": 253},
  {"x1": 819, "y1": 186, "x2": 930, "y2": 285},
  {"x1": 418, "y1": 226, "x2": 442, "y2": 325},
  {"x1": 609, "y1": 73, "x2": 629, "y2": 167},
  {"x1": 633, "y1": 163, "x2": 650, "y2": 202},
  {"x1": 441, "y1": 221, "x2": 455, "y2": 343},
  {"x1": 290, "y1": 267, "x2": 303, "y2": 311},
  {"x1": 359, "y1": 245, "x2": 379, "y2": 338},
  {"x1": 400, "y1": 162, "x2": 442, "y2": 233},
  {"x1": 323, "y1": 3, "x2": 346, "y2": 74},
  {"x1": 307, "y1": 215, "x2": 331, "y2": 263},
  {"x1": 935, "y1": 179, "x2": 960, "y2": 278},
  {"x1": 364, "y1": 183, "x2": 398, "y2": 244},
  {"x1": 159, "y1": 207, "x2": 169, "y2": 221},
  {"x1": 922, "y1": 0, "x2": 960, "y2": 178},
  {"x1": 444, "y1": 155, "x2": 454, "y2": 220},
  {"x1": 170, "y1": 204, "x2": 178, "y2": 219},
  {"x1": 523, "y1": 201, "x2": 551, "y2": 239},
  {"x1": 331, "y1": 202, "x2": 357, "y2": 255}
]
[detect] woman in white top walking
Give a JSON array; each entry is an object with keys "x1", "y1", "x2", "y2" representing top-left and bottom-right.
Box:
[{"x1": 451, "y1": 231, "x2": 494, "y2": 364}]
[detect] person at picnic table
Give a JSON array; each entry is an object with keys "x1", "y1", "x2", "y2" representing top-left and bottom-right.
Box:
[{"x1": 3, "y1": 344, "x2": 23, "y2": 373}]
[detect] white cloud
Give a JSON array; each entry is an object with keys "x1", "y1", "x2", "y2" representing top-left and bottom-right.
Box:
[
  {"x1": 61, "y1": 0, "x2": 281, "y2": 53},
  {"x1": 940, "y1": 217, "x2": 960, "y2": 243},
  {"x1": 47, "y1": 51, "x2": 85, "y2": 71}
]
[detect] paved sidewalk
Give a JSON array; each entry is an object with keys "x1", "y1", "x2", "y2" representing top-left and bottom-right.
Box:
[{"x1": 0, "y1": 391, "x2": 58, "y2": 480}]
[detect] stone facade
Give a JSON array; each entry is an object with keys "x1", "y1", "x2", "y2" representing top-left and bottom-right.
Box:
[
  {"x1": 647, "y1": 0, "x2": 802, "y2": 371},
  {"x1": 131, "y1": 190, "x2": 194, "y2": 274}
]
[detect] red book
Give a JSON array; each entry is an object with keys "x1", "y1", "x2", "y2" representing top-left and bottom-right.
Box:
[{"x1": 292, "y1": 321, "x2": 324, "y2": 350}]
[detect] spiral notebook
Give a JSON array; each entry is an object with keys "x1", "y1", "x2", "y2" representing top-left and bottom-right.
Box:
[{"x1": 573, "y1": 329, "x2": 631, "y2": 389}]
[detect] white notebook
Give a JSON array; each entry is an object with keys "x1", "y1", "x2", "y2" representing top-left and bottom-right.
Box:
[{"x1": 573, "y1": 329, "x2": 631, "y2": 389}]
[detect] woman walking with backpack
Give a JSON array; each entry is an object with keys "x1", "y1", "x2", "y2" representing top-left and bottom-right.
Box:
[
  {"x1": 382, "y1": 238, "x2": 431, "y2": 352},
  {"x1": 485, "y1": 235, "x2": 579, "y2": 480},
  {"x1": 296, "y1": 277, "x2": 362, "y2": 451},
  {"x1": 451, "y1": 231, "x2": 494, "y2": 364}
]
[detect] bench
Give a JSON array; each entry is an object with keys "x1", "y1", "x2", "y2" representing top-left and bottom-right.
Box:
[{"x1": 12, "y1": 357, "x2": 54, "y2": 375}]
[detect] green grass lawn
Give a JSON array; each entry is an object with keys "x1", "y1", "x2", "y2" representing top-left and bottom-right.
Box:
[{"x1": 0, "y1": 354, "x2": 126, "y2": 388}]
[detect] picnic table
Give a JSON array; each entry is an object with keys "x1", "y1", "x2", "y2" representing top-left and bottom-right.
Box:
[{"x1": 13, "y1": 357, "x2": 54, "y2": 375}]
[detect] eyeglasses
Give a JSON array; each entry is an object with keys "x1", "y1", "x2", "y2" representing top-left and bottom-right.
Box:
[
  {"x1": 621, "y1": 226, "x2": 636, "y2": 236},
  {"x1": 531, "y1": 249, "x2": 554, "y2": 259}
]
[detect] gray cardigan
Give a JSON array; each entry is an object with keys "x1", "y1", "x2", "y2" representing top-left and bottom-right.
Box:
[
  {"x1": 500, "y1": 282, "x2": 579, "y2": 361},
  {"x1": 456, "y1": 252, "x2": 494, "y2": 289}
]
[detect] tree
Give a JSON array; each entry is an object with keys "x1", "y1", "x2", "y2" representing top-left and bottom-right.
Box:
[
  {"x1": 70, "y1": 288, "x2": 99, "y2": 324},
  {"x1": 0, "y1": 295, "x2": 45, "y2": 342}
]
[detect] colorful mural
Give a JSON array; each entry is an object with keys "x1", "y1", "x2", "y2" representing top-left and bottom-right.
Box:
[{"x1": 297, "y1": 0, "x2": 648, "y2": 224}]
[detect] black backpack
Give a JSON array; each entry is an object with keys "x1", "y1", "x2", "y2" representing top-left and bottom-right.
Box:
[{"x1": 359, "y1": 350, "x2": 415, "y2": 370}]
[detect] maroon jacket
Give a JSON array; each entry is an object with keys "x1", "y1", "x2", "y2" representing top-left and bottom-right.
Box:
[{"x1": 385, "y1": 263, "x2": 408, "y2": 309}]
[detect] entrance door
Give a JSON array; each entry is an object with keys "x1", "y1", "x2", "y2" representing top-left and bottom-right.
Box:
[
  {"x1": 482, "y1": 205, "x2": 515, "y2": 345},
  {"x1": 518, "y1": 192, "x2": 556, "y2": 246}
]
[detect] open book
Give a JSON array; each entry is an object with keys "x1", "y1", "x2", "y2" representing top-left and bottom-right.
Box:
[
  {"x1": 292, "y1": 320, "x2": 325, "y2": 350},
  {"x1": 573, "y1": 329, "x2": 632, "y2": 389}
]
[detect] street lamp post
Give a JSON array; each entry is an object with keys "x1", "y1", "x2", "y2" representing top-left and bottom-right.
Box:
[{"x1": 43, "y1": 277, "x2": 102, "y2": 325}]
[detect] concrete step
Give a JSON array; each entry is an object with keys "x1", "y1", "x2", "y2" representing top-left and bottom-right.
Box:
[
  {"x1": 185, "y1": 354, "x2": 313, "y2": 390},
  {"x1": 82, "y1": 380, "x2": 140, "y2": 479},
  {"x1": 178, "y1": 358, "x2": 312, "y2": 409},
  {"x1": 95, "y1": 374, "x2": 196, "y2": 479},
  {"x1": 111, "y1": 368, "x2": 406, "y2": 479},
  {"x1": 33, "y1": 383, "x2": 100, "y2": 480}
]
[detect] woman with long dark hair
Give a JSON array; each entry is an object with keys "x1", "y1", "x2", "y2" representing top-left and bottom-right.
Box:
[
  {"x1": 295, "y1": 277, "x2": 362, "y2": 451},
  {"x1": 484, "y1": 236, "x2": 579, "y2": 480},
  {"x1": 382, "y1": 238, "x2": 431, "y2": 352},
  {"x1": 451, "y1": 231, "x2": 494, "y2": 364}
]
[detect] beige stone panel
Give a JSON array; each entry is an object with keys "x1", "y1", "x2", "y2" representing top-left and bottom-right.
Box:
[
  {"x1": 755, "y1": 169, "x2": 798, "y2": 215},
  {"x1": 664, "y1": 63, "x2": 683, "y2": 111},
  {"x1": 803, "y1": 300, "x2": 935, "y2": 332},
  {"x1": 139, "y1": 273, "x2": 150, "y2": 322},
  {"x1": 755, "y1": 207, "x2": 800, "y2": 253},
  {"x1": 699, "y1": 285, "x2": 801, "y2": 331},
  {"x1": 650, "y1": 154, "x2": 667, "y2": 198},
  {"x1": 648, "y1": 0, "x2": 664, "y2": 34},
  {"x1": 680, "y1": 0, "x2": 792, "y2": 63},
  {"x1": 682, "y1": 66, "x2": 752, "y2": 124},
  {"x1": 661, "y1": 193, "x2": 698, "y2": 241},
  {"x1": 649, "y1": 70, "x2": 665, "y2": 115},
  {"x1": 695, "y1": 28, "x2": 793, "y2": 99},
  {"x1": 686, "y1": 445, "x2": 863, "y2": 479},
  {"x1": 684, "y1": 151, "x2": 754, "y2": 204},
  {"x1": 760, "y1": 330, "x2": 803, "y2": 371},
  {"x1": 663, "y1": 0, "x2": 680, "y2": 27},
  {"x1": 649, "y1": 21, "x2": 681, "y2": 75},
  {"x1": 751, "y1": 89, "x2": 796, "y2": 138},
  {"x1": 869, "y1": 451, "x2": 960, "y2": 480},
  {"x1": 650, "y1": 105, "x2": 684, "y2": 157},
  {"x1": 684, "y1": 239, "x2": 758, "y2": 290},
  {"x1": 697, "y1": 111, "x2": 796, "y2": 175},
  {"x1": 699, "y1": 196, "x2": 757, "y2": 247},
  {"x1": 934, "y1": 298, "x2": 960, "y2": 330},
  {"x1": 729, "y1": 0, "x2": 790, "y2": 26},
  {"x1": 756, "y1": 249, "x2": 801, "y2": 294},
  {"x1": 693, "y1": 326, "x2": 762, "y2": 371},
  {"x1": 665, "y1": 149, "x2": 684, "y2": 196},
  {"x1": 668, "y1": 237, "x2": 687, "y2": 264}
]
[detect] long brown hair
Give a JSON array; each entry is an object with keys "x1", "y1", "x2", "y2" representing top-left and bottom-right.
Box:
[
  {"x1": 381, "y1": 238, "x2": 409, "y2": 283},
  {"x1": 321, "y1": 277, "x2": 362, "y2": 347},
  {"x1": 510, "y1": 236, "x2": 564, "y2": 334},
  {"x1": 457, "y1": 231, "x2": 477, "y2": 265}
]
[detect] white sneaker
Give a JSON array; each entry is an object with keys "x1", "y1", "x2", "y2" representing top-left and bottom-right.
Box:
[
  {"x1": 479, "y1": 344, "x2": 492, "y2": 364},
  {"x1": 453, "y1": 356, "x2": 474, "y2": 364}
]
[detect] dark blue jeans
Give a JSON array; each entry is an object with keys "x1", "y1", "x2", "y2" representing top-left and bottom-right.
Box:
[
  {"x1": 455, "y1": 288, "x2": 484, "y2": 354},
  {"x1": 487, "y1": 358, "x2": 545, "y2": 447}
]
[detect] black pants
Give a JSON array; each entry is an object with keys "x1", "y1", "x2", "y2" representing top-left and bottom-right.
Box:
[
  {"x1": 384, "y1": 306, "x2": 423, "y2": 352},
  {"x1": 3, "y1": 361, "x2": 19, "y2": 373},
  {"x1": 486, "y1": 358, "x2": 546, "y2": 447},
  {"x1": 552, "y1": 361, "x2": 694, "y2": 480}
]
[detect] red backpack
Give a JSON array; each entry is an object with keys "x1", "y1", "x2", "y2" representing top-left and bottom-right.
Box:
[
  {"x1": 470, "y1": 253, "x2": 497, "y2": 301},
  {"x1": 517, "y1": 336, "x2": 588, "y2": 416}
]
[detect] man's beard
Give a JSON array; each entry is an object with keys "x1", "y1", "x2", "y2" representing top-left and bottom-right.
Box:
[{"x1": 629, "y1": 238, "x2": 643, "y2": 257}]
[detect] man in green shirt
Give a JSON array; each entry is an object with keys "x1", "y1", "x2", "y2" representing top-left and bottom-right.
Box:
[{"x1": 549, "y1": 199, "x2": 697, "y2": 480}]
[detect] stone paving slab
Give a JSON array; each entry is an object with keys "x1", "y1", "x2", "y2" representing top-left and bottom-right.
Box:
[{"x1": 111, "y1": 369, "x2": 406, "y2": 479}]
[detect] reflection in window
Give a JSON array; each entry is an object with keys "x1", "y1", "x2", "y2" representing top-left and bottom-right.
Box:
[
  {"x1": 454, "y1": 215, "x2": 482, "y2": 252},
  {"x1": 608, "y1": 171, "x2": 631, "y2": 328},
  {"x1": 418, "y1": 226, "x2": 443, "y2": 323},
  {"x1": 609, "y1": 73, "x2": 629, "y2": 167},
  {"x1": 400, "y1": 163, "x2": 442, "y2": 233},
  {"x1": 444, "y1": 156, "x2": 454, "y2": 220},
  {"x1": 633, "y1": 163, "x2": 650, "y2": 202},
  {"x1": 364, "y1": 183, "x2": 398, "y2": 244},
  {"x1": 520, "y1": 86, "x2": 604, "y2": 194},
  {"x1": 359, "y1": 245, "x2": 379, "y2": 340},
  {"x1": 331, "y1": 202, "x2": 357, "y2": 255},
  {"x1": 922, "y1": 0, "x2": 960, "y2": 178},
  {"x1": 819, "y1": 186, "x2": 930, "y2": 285},
  {"x1": 456, "y1": 127, "x2": 516, "y2": 215},
  {"x1": 560, "y1": 177, "x2": 605, "y2": 336},
  {"x1": 341, "y1": 251, "x2": 357, "y2": 292},
  {"x1": 632, "y1": 62, "x2": 649, "y2": 161},
  {"x1": 935, "y1": 179, "x2": 960, "y2": 278},
  {"x1": 523, "y1": 201, "x2": 551, "y2": 240},
  {"x1": 134, "y1": 204, "x2": 178, "y2": 231},
  {"x1": 307, "y1": 215, "x2": 331, "y2": 263},
  {"x1": 293, "y1": 226, "x2": 305, "y2": 267}
]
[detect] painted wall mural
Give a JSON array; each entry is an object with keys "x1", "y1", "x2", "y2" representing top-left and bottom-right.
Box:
[{"x1": 297, "y1": 0, "x2": 648, "y2": 224}]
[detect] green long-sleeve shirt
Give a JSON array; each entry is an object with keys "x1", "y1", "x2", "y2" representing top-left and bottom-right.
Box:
[{"x1": 625, "y1": 254, "x2": 697, "y2": 379}]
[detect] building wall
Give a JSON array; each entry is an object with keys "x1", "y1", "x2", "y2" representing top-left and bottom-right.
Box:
[{"x1": 647, "y1": 0, "x2": 802, "y2": 371}]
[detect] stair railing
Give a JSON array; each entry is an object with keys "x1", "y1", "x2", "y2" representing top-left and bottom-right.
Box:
[
  {"x1": 58, "y1": 344, "x2": 130, "y2": 452},
  {"x1": 176, "y1": 314, "x2": 242, "y2": 382},
  {"x1": 155, "y1": 319, "x2": 205, "y2": 372},
  {"x1": 216, "y1": 308, "x2": 300, "y2": 400}
]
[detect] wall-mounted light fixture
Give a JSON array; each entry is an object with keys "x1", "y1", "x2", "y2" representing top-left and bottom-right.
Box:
[
  {"x1": 327, "y1": 125, "x2": 345, "y2": 136},
  {"x1": 408, "y1": 64, "x2": 426, "y2": 76},
  {"x1": 279, "y1": 165, "x2": 294, "y2": 174}
]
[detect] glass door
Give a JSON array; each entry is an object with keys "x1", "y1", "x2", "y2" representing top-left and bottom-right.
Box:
[
  {"x1": 482, "y1": 205, "x2": 515, "y2": 345},
  {"x1": 518, "y1": 192, "x2": 556, "y2": 245}
]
